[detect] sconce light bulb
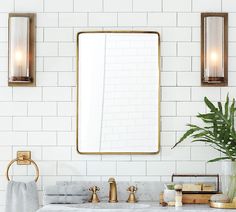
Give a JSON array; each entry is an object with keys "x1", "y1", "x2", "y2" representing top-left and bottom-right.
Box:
[
  {"x1": 210, "y1": 51, "x2": 218, "y2": 62},
  {"x1": 15, "y1": 50, "x2": 23, "y2": 63}
]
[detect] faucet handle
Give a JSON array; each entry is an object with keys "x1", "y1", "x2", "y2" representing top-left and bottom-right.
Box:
[
  {"x1": 89, "y1": 186, "x2": 100, "y2": 192},
  {"x1": 89, "y1": 186, "x2": 100, "y2": 203},
  {"x1": 127, "y1": 186, "x2": 138, "y2": 203},
  {"x1": 127, "y1": 185, "x2": 138, "y2": 192}
]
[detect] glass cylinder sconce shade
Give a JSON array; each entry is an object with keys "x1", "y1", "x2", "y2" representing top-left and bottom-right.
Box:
[
  {"x1": 201, "y1": 13, "x2": 228, "y2": 86},
  {"x1": 8, "y1": 13, "x2": 35, "y2": 86}
]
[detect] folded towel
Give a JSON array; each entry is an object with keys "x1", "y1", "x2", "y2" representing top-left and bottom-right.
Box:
[
  {"x1": 5, "y1": 181, "x2": 39, "y2": 212},
  {"x1": 44, "y1": 185, "x2": 87, "y2": 196},
  {"x1": 43, "y1": 195, "x2": 87, "y2": 205}
]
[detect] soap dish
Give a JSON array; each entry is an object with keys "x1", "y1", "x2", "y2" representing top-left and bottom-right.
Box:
[{"x1": 210, "y1": 201, "x2": 236, "y2": 209}]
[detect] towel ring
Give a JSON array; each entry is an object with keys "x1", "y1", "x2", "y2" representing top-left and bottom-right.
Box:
[{"x1": 6, "y1": 158, "x2": 39, "y2": 182}]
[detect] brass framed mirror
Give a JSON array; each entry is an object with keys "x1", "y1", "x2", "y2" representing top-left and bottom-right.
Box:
[{"x1": 76, "y1": 31, "x2": 160, "y2": 154}]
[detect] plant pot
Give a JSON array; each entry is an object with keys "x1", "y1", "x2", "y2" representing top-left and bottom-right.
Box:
[{"x1": 222, "y1": 161, "x2": 236, "y2": 202}]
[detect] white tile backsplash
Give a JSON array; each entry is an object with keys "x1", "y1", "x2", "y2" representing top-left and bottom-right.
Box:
[
  {"x1": 58, "y1": 161, "x2": 87, "y2": 175},
  {"x1": 177, "y1": 72, "x2": 201, "y2": 86},
  {"x1": 162, "y1": 57, "x2": 191, "y2": 71},
  {"x1": 104, "y1": 0, "x2": 132, "y2": 12},
  {"x1": 162, "y1": 87, "x2": 191, "y2": 101},
  {"x1": 163, "y1": 28, "x2": 191, "y2": 41},
  {"x1": 87, "y1": 161, "x2": 117, "y2": 176},
  {"x1": 0, "y1": 0, "x2": 234, "y2": 208},
  {"x1": 59, "y1": 13, "x2": 88, "y2": 27},
  {"x1": 44, "y1": 0, "x2": 74, "y2": 12},
  {"x1": 147, "y1": 161, "x2": 176, "y2": 176},
  {"x1": 74, "y1": 0, "x2": 103, "y2": 12},
  {"x1": 89, "y1": 13, "x2": 117, "y2": 27},
  {"x1": 192, "y1": 0, "x2": 222, "y2": 12},
  {"x1": 13, "y1": 87, "x2": 42, "y2": 101},
  {"x1": 42, "y1": 147, "x2": 71, "y2": 160},
  {"x1": 177, "y1": 42, "x2": 200, "y2": 56},
  {"x1": 28, "y1": 132, "x2": 57, "y2": 146},
  {"x1": 13, "y1": 117, "x2": 42, "y2": 131},
  {"x1": 176, "y1": 161, "x2": 205, "y2": 174},
  {"x1": 36, "y1": 13, "x2": 58, "y2": 27},
  {"x1": 14, "y1": 0, "x2": 44, "y2": 12},
  {"x1": 36, "y1": 43, "x2": 58, "y2": 57},
  {"x1": 178, "y1": 13, "x2": 200, "y2": 27},
  {"x1": 148, "y1": 13, "x2": 176, "y2": 27},
  {"x1": 133, "y1": 0, "x2": 162, "y2": 12},
  {"x1": 44, "y1": 28, "x2": 73, "y2": 42},
  {"x1": 0, "y1": 0, "x2": 14, "y2": 12},
  {"x1": 223, "y1": 0, "x2": 236, "y2": 12},
  {"x1": 43, "y1": 87, "x2": 71, "y2": 101},
  {"x1": 118, "y1": 13, "x2": 147, "y2": 26},
  {"x1": 163, "y1": 0, "x2": 191, "y2": 12},
  {"x1": 117, "y1": 162, "x2": 146, "y2": 176}
]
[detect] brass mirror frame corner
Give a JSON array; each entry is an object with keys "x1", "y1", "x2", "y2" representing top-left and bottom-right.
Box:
[
  {"x1": 8, "y1": 13, "x2": 36, "y2": 87},
  {"x1": 76, "y1": 31, "x2": 161, "y2": 155},
  {"x1": 200, "y1": 12, "x2": 228, "y2": 87}
]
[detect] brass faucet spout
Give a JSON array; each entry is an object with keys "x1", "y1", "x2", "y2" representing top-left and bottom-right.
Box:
[{"x1": 108, "y1": 177, "x2": 118, "y2": 203}]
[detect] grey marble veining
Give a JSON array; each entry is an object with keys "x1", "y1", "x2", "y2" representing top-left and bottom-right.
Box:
[{"x1": 37, "y1": 202, "x2": 236, "y2": 212}]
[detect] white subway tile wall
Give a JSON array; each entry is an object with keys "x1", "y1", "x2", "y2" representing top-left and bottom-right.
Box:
[{"x1": 0, "y1": 0, "x2": 234, "y2": 208}]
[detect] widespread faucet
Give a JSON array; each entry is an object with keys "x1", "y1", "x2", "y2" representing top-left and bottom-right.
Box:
[{"x1": 108, "y1": 177, "x2": 118, "y2": 203}]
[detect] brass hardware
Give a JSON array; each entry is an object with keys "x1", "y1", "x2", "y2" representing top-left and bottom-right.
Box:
[
  {"x1": 6, "y1": 151, "x2": 39, "y2": 182},
  {"x1": 210, "y1": 201, "x2": 236, "y2": 209},
  {"x1": 8, "y1": 13, "x2": 36, "y2": 87},
  {"x1": 200, "y1": 13, "x2": 228, "y2": 86},
  {"x1": 89, "y1": 186, "x2": 100, "y2": 203},
  {"x1": 76, "y1": 31, "x2": 161, "y2": 155},
  {"x1": 108, "y1": 177, "x2": 118, "y2": 203},
  {"x1": 17, "y1": 151, "x2": 31, "y2": 165},
  {"x1": 127, "y1": 186, "x2": 138, "y2": 203}
]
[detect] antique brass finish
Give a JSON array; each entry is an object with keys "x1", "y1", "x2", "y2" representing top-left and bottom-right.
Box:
[
  {"x1": 201, "y1": 13, "x2": 228, "y2": 86},
  {"x1": 76, "y1": 31, "x2": 161, "y2": 155},
  {"x1": 108, "y1": 178, "x2": 118, "y2": 203},
  {"x1": 89, "y1": 186, "x2": 100, "y2": 203},
  {"x1": 210, "y1": 201, "x2": 236, "y2": 209},
  {"x1": 17, "y1": 151, "x2": 31, "y2": 165},
  {"x1": 8, "y1": 13, "x2": 36, "y2": 87},
  {"x1": 6, "y1": 151, "x2": 39, "y2": 182},
  {"x1": 127, "y1": 186, "x2": 138, "y2": 203}
]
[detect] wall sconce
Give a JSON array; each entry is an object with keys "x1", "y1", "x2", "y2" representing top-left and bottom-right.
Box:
[
  {"x1": 201, "y1": 13, "x2": 228, "y2": 86},
  {"x1": 8, "y1": 13, "x2": 36, "y2": 86}
]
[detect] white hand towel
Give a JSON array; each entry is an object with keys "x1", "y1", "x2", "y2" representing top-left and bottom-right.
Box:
[{"x1": 5, "y1": 181, "x2": 39, "y2": 212}]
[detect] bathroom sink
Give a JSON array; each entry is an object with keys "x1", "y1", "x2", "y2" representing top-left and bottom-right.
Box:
[{"x1": 70, "y1": 202, "x2": 151, "y2": 210}]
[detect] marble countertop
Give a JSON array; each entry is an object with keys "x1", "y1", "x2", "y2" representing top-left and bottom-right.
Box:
[{"x1": 37, "y1": 202, "x2": 236, "y2": 212}]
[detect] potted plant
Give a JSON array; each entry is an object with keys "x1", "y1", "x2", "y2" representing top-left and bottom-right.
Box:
[{"x1": 172, "y1": 95, "x2": 236, "y2": 202}]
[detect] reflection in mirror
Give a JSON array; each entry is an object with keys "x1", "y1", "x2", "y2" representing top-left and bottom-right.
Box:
[{"x1": 77, "y1": 32, "x2": 160, "y2": 154}]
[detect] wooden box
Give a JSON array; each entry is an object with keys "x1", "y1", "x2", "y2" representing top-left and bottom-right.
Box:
[{"x1": 160, "y1": 192, "x2": 214, "y2": 204}]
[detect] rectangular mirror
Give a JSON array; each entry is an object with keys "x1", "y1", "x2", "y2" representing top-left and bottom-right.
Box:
[{"x1": 76, "y1": 31, "x2": 160, "y2": 154}]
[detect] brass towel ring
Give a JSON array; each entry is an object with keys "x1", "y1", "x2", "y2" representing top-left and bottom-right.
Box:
[{"x1": 6, "y1": 158, "x2": 39, "y2": 182}]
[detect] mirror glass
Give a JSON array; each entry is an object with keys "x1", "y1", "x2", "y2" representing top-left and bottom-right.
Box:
[{"x1": 77, "y1": 32, "x2": 160, "y2": 154}]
